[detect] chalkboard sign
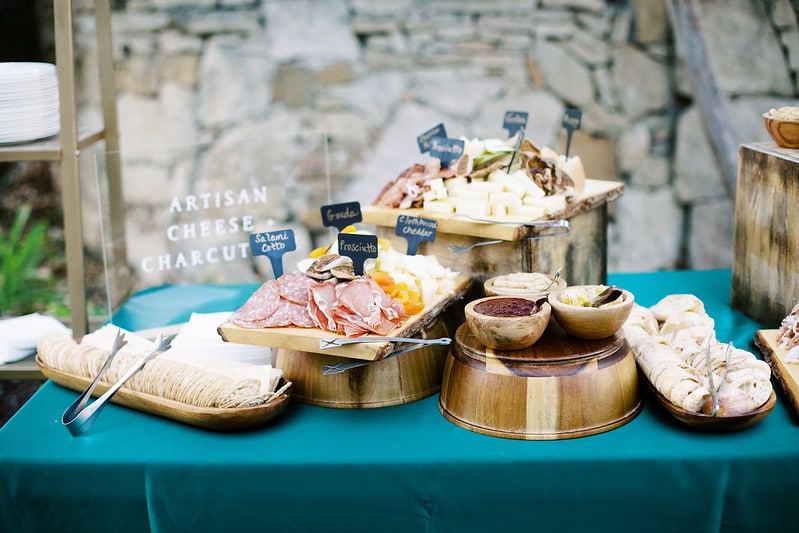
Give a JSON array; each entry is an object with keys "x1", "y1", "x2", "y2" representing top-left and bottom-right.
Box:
[
  {"x1": 395, "y1": 215, "x2": 437, "y2": 255},
  {"x1": 249, "y1": 228, "x2": 297, "y2": 278},
  {"x1": 429, "y1": 136, "x2": 465, "y2": 167},
  {"x1": 337, "y1": 232, "x2": 379, "y2": 276},
  {"x1": 417, "y1": 123, "x2": 447, "y2": 154},
  {"x1": 320, "y1": 201, "x2": 362, "y2": 232},
  {"x1": 503, "y1": 110, "x2": 528, "y2": 137},
  {"x1": 562, "y1": 108, "x2": 582, "y2": 158}
]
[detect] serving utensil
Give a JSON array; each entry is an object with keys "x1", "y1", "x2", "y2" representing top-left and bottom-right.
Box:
[
  {"x1": 319, "y1": 336, "x2": 451, "y2": 375},
  {"x1": 544, "y1": 268, "x2": 562, "y2": 290},
  {"x1": 589, "y1": 285, "x2": 622, "y2": 307},
  {"x1": 61, "y1": 329, "x2": 127, "y2": 428},
  {"x1": 705, "y1": 337, "x2": 718, "y2": 416},
  {"x1": 448, "y1": 219, "x2": 570, "y2": 253},
  {"x1": 62, "y1": 332, "x2": 172, "y2": 436}
]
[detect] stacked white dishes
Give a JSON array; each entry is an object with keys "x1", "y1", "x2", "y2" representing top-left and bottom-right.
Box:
[{"x1": 0, "y1": 62, "x2": 60, "y2": 144}]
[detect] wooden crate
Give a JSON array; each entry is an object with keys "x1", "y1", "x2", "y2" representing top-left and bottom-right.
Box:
[
  {"x1": 363, "y1": 179, "x2": 623, "y2": 287},
  {"x1": 732, "y1": 142, "x2": 799, "y2": 327}
]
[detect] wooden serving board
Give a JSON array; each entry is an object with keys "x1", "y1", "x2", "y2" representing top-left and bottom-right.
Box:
[
  {"x1": 755, "y1": 329, "x2": 799, "y2": 419},
  {"x1": 37, "y1": 356, "x2": 291, "y2": 431},
  {"x1": 362, "y1": 178, "x2": 624, "y2": 241},
  {"x1": 218, "y1": 275, "x2": 472, "y2": 361}
]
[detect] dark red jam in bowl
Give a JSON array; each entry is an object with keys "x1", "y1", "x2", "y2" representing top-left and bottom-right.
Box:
[{"x1": 473, "y1": 297, "x2": 536, "y2": 317}]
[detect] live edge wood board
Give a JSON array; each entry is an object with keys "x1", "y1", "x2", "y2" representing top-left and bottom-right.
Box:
[
  {"x1": 362, "y1": 178, "x2": 623, "y2": 286},
  {"x1": 755, "y1": 329, "x2": 799, "y2": 420},
  {"x1": 218, "y1": 275, "x2": 472, "y2": 361}
]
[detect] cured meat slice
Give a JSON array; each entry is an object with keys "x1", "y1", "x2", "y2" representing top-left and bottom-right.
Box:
[
  {"x1": 228, "y1": 281, "x2": 280, "y2": 327},
  {"x1": 288, "y1": 300, "x2": 315, "y2": 328},
  {"x1": 336, "y1": 278, "x2": 383, "y2": 332},
  {"x1": 308, "y1": 281, "x2": 337, "y2": 332},
  {"x1": 277, "y1": 272, "x2": 311, "y2": 305}
]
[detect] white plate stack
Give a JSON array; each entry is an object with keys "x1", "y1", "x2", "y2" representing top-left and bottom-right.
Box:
[{"x1": 0, "y1": 62, "x2": 60, "y2": 144}]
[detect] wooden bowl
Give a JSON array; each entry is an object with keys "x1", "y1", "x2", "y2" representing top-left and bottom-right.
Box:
[
  {"x1": 764, "y1": 108, "x2": 799, "y2": 149},
  {"x1": 273, "y1": 317, "x2": 449, "y2": 408},
  {"x1": 548, "y1": 285, "x2": 634, "y2": 340},
  {"x1": 439, "y1": 322, "x2": 641, "y2": 440},
  {"x1": 464, "y1": 296, "x2": 551, "y2": 351},
  {"x1": 484, "y1": 272, "x2": 566, "y2": 298}
]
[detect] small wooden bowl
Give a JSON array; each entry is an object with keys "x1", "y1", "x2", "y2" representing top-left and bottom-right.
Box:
[
  {"x1": 484, "y1": 272, "x2": 566, "y2": 298},
  {"x1": 464, "y1": 296, "x2": 550, "y2": 351},
  {"x1": 764, "y1": 109, "x2": 799, "y2": 149},
  {"x1": 548, "y1": 285, "x2": 634, "y2": 340}
]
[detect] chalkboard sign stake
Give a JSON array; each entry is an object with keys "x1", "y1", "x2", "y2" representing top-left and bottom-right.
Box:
[
  {"x1": 249, "y1": 229, "x2": 297, "y2": 279},
  {"x1": 562, "y1": 108, "x2": 582, "y2": 159},
  {"x1": 506, "y1": 126, "x2": 525, "y2": 172},
  {"x1": 395, "y1": 215, "x2": 438, "y2": 255}
]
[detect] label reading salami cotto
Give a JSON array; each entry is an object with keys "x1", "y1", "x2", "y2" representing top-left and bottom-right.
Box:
[
  {"x1": 395, "y1": 214, "x2": 437, "y2": 255},
  {"x1": 503, "y1": 110, "x2": 528, "y2": 136},
  {"x1": 337, "y1": 233, "x2": 378, "y2": 276},
  {"x1": 320, "y1": 201, "x2": 362, "y2": 232},
  {"x1": 250, "y1": 228, "x2": 297, "y2": 278}
]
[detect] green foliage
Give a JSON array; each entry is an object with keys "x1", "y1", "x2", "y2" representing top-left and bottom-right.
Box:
[{"x1": 0, "y1": 205, "x2": 60, "y2": 315}]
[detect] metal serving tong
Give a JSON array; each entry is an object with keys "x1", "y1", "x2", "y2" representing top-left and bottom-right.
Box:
[
  {"x1": 62, "y1": 331, "x2": 172, "y2": 436},
  {"x1": 447, "y1": 218, "x2": 570, "y2": 253},
  {"x1": 319, "y1": 336, "x2": 451, "y2": 375}
]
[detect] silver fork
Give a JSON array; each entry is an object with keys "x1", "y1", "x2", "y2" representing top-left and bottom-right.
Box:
[
  {"x1": 448, "y1": 219, "x2": 570, "y2": 253},
  {"x1": 449, "y1": 240, "x2": 504, "y2": 253},
  {"x1": 62, "y1": 332, "x2": 172, "y2": 436}
]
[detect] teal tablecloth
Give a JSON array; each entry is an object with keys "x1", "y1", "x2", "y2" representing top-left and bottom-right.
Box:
[{"x1": 2, "y1": 270, "x2": 798, "y2": 532}]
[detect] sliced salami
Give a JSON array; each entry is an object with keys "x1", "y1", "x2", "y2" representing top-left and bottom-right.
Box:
[
  {"x1": 277, "y1": 273, "x2": 310, "y2": 305},
  {"x1": 228, "y1": 281, "x2": 280, "y2": 327}
]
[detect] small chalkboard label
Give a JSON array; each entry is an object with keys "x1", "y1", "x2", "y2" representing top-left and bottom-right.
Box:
[
  {"x1": 429, "y1": 136, "x2": 465, "y2": 167},
  {"x1": 417, "y1": 123, "x2": 447, "y2": 154},
  {"x1": 249, "y1": 228, "x2": 297, "y2": 278},
  {"x1": 337, "y1": 233, "x2": 378, "y2": 276},
  {"x1": 562, "y1": 108, "x2": 582, "y2": 158},
  {"x1": 503, "y1": 110, "x2": 529, "y2": 137},
  {"x1": 395, "y1": 215, "x2": 438, "y2": 255},
  {"x1": 320, "y1": 201, "x2": 362, "y2": 232}
]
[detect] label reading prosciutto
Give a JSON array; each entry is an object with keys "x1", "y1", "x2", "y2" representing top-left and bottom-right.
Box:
[
  {"x1": 250, "y1": 229, "x2": 296, "y2": 278},
  {"x1": 429, "y1": 137, "x2": 464, "y2": 166},
  {"x1": 337, "y1": 233, "x2": 378, "y2": 276},
  {"x1": 417, "y1": 123, "x2": 447, "y2": 154},
  {"x1": 395, "y1": 214, "x2": 437, "y2": 255},
  {"x1": 503, "y1": 110, "x2": 528, "y2": 136},
  {"x1": 320, "y1": 201, "x2": 362, "y2": 232}
]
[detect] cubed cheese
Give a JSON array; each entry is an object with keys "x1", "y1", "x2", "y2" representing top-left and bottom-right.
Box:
[
  {"x1": 423, "y1": 200, "x2": 455, "y2": 214},
  {"x1": 507, "y1": 204, "x2": 546, "y2": 220},
  {"x1": 523, "y1": 194, "x2": 566, "y2": 214}
]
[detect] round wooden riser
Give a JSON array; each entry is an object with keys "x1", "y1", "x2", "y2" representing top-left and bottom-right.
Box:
[
  {"x1": 274, "y1": 318, "x2": 448, "y2": 408},
  {"x1": 439, "y1": 323, "x2": 641, "y2": 440}
]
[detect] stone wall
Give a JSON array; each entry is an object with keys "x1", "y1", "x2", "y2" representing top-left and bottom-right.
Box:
[{"x1": 68, "y1": 0, "x2": 798, "y2": 285}]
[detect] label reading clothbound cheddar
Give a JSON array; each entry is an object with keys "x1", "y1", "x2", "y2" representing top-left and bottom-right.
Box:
[
  {"x1": 503, "y1": 110, "x2": 528, "y2": 136},
  {"x1": 320, "y1": 201, "x2": 362, "y2": 232},
  {"x1": 250, "y1": 228, "x2": 297, "y2": 278},
  {"x1": 395, "y1": 215, "x2": 437, "y2": 255},
  {"x1": 429, "y1": 137, "x2": 465, "y2": 167},
  {"x1": 417, "y1": 123, "x2": 447, "y2": 154},
  {"x1": 337, "y1": 233, "x2": 378, "y2": 276}
]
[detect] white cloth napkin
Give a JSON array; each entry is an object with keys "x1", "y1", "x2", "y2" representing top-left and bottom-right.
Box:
[
  {"x1": 167, "y1": 312, "x2": 273, "y2": 366},
  {"x1": 0, "y1": 313, "x2": 72, "y2": 364}
]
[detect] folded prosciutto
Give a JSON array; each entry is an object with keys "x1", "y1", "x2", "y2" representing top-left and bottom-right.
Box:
[{"x1": 229, "y1": 273, "x2": 408, "y2": 337}]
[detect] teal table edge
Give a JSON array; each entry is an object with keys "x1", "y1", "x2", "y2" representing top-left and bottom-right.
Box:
[{"x1": 2, "y1": 269, "x2": 798, "y2": 533}]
